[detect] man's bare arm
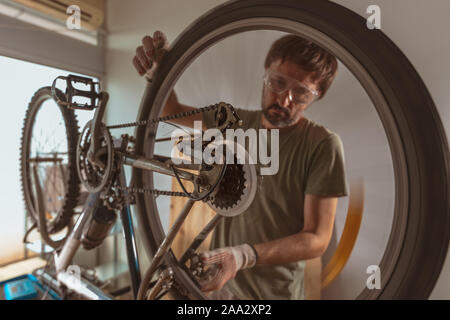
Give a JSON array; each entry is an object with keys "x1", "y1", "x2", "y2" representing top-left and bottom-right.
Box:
[
  {"x1": 133, "y1": 31, "x2": 204, "y2": 129},
  {"x1": 160, "y1": 90, "x2": 204, "y2": 128},
  {"x1": 253, "y1": 194, "x2": 338, "y2": 265}
]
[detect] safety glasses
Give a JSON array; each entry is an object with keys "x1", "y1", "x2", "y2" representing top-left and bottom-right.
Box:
[{"x1": 263, "y1": 69, "x2": 319, "y2": 105}]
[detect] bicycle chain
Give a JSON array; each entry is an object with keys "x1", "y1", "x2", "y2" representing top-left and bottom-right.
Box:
[
  {"x1": 114, "y1": 180, "x2": 213, "y2": 206},
  {"x1": 106, "y1": 103, "x2": 221, "y2": 130},
  {"x1": 104, "y1": 102, "x2": 235, "y2": 205},
  {"x1": 118, "y1": 185, "x2": 187, "y2": 198}
]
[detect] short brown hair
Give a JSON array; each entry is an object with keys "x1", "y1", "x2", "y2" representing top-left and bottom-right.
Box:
[{"x1": 265, "y1": 35, "x2": 338, "y2": 99}]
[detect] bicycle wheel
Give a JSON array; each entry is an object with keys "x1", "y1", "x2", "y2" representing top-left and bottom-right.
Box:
[
  {"x1": 133, "y1": 0, "x2": 450, "y2": 299},
  {"x1": 20, "y1": 87, "x2": 80, "y2": 234}
]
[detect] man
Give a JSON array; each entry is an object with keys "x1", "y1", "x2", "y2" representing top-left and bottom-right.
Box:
[{"x1": 133, "y1": 31, "x2": 348, "y2": 300}]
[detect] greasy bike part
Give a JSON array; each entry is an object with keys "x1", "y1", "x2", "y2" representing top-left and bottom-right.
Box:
[
  {"x1": 146, "y1": 268, "x2": 174, "y2": 300},
  {"x1": 106, "y1": 101, "x2": 239, "y2": 130},
  {"x1": 204, "y1": 140, "x2": 258, "y2": 217},
  {"x1": 171, "y1": 162, "x2": 228, "y2": 202},
  {"x1": 87, "y1": 92, "x2": 109, "y2": 170},
  {"x1": 213, "y1": 103, "x2": 243, "y2": 131},
  {"x1": 20, "y1": 87, "x2": 80, "y2": 234},
  {"x1": 133, "y1": 0, "x2": 449, "y2": 300},
  {"x1": 76, "y1": 120, "x2": 114, "y2": 193},
  {"x1": 207, "y1": 164, "x2": 246, "y2": 211}
]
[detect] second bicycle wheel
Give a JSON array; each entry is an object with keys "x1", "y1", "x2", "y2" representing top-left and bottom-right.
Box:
[
  {"x1": 133, "y1": 0, "x2": 449, "y2": 299},
  {"x1": 20, "y1": 87, "x2": 80, "y2": 235}
]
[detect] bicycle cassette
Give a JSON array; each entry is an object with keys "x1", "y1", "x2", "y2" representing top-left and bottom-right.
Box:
[{"x1": 204, "y1": 140, "x2": 257, "y2": 217}]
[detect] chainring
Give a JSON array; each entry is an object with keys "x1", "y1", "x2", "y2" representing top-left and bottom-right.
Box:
[{"x1": 76, "y1": 120, "x2": 114, "y2": 193}]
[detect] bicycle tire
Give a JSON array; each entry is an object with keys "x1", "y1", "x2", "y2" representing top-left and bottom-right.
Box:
[
  {"x1": 20, "y1": 86, "x2": 81, "y2": 234},
  {"x1": 133, "y1": 0, "x2": 450, "y2": 299}
]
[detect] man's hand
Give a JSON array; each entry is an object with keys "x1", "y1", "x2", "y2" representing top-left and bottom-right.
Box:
[
  {"x1": 132, "y1": 31, "x2": 202, "y2": 128},
  {"x1": 133, "y1": 31, "x2": 169, "y2": 80},
  {"x1": 198, "y1": 244, "x2": 257, "y2": 292}
]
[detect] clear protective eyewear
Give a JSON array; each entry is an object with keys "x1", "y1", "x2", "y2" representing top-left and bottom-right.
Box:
[{"x1": 263, "y1": 69, "x2": 319, "y2": 105}]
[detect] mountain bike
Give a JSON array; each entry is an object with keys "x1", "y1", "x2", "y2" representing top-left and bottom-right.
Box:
[{"x1": 20, "y1": 0, "x2": 449, "y2": 300}]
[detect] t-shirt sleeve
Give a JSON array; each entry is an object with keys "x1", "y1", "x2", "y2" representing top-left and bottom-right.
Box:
[{"x1": 305, "y1": 133, "x2": 349, "y2": 197}]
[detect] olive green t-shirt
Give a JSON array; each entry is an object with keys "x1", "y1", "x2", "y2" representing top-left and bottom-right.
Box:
[{"x1": 203, "y1": 109, "x2": 348, "y2": 300}]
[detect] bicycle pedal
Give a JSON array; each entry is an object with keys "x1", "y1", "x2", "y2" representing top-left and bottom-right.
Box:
[{"x1": 52, "y1": 74, "x2": 101, "y2": 110}]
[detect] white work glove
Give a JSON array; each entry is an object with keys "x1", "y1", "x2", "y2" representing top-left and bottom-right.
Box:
[{"x1": 198, "y1": 244, "x2": 258, "y2": 292}]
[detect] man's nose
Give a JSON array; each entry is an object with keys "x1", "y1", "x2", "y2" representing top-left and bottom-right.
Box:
[{"x1": 277, "y1": 90, "x2": 292, "y2": 109}]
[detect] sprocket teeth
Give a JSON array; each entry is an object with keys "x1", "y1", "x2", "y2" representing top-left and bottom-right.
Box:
[{"x1": 210, "y1": 163, "x2": 246, "y2": 210}]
